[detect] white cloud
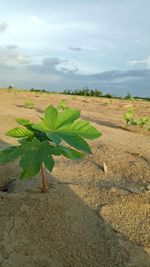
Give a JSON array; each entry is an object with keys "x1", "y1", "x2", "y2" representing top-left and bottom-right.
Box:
[
  {"x1": 28, "y1": 56, "x2": 78, "y2": 75},
  {"x1": 127, "y1": 56, "x2": 150, "y2": 69},
  {"x1": 0, "y1": 21, "x2": 8, "y2": 33},
  {"x1": 30, "y1": 16, "x2": 64, "y2": 31}
]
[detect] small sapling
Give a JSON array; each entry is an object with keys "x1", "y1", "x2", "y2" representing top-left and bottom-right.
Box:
[{"x1": 0, "y1": 105, "x2": 102, "y2": 192}]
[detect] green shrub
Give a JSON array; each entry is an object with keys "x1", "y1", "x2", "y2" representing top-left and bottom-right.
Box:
[
  {"x1": 125, "y1": 92, "x2": 133, "y2": 100},
  {"x1": 104, "y1": 93, "x2": 112, "y2": 98}
]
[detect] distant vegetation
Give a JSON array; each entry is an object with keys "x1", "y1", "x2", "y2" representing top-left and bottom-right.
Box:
[
  {"x1": 63, "y1": 87, "x2": 103, "y2": 97},
  {"x1": 0, "y1": 86, "x2": 149, "y2": 101},
  {"x1": 30, "y1": 88, "x2": 48, "y2": 93},
  {"x1": 124, "y1": 92, "x2": 133, "y2": 100},
  {"x1": 62, "y1": 87, "x2": 150, "y2": 101}
]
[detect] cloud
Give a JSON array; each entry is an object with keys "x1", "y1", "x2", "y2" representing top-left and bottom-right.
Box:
[
  {"x1": 81, "y1": 69, "x2": 150, "y2": 96},
  {"x1": 127, "y1": 56, "x2": 150, "y2": 69},
  {"x1": 86, "y1": 69, "x2": 150, "y2": 81},
  {"x1": 26, "y1": 65, "x2": 150, "y2": 97},
  {"x1": 43, "y1": 57, "x2": 63, "y2": 67},
  {"x1": 30, "y1": 16, "x2": 64, "y2": 31},
  {"x1": 0, "y1": 49, "x2": 149, "y2": 97},
  {"x1": 28, "y1": 57, "x2": 63, "y2": 73},
  {"x1": 60, "y1": 67, "x2": 78, "y2": 74},
  {"x1": 69, "y1": 47, "x2": 82, "y2": 51},
  {"x1": 15, "y1": 54, "x2": 31, "y2": 64},
  {"x1": 6, "y1": 45, "x2": 18, "y2": 50},
  {"x1": 0, "y1": 21, "x2": 8, "y2": 33},
  {"x1": 28, "y1": 57, "x2": 78, "y2": 75},
  {"x1": 0, "y1": 45, "x2": 31, "y2": 65}
]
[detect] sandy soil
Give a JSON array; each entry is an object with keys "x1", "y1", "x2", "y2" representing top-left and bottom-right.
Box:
[{"x1": 0, "y1": 89, "x2": 150, "y2": 267}]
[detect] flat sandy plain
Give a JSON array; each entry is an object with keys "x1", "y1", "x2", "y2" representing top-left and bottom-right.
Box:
[{"x1": 0, "y1": 89, "x2": 150, "y2": 267}]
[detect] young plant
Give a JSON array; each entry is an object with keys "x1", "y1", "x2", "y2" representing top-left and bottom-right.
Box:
[
  {"x1": 123, "y1": 107, "x2": 135, "y2": 125},
  {"x1": 57, "y1": 99, "x2": 68, "y2": 110},
  {"x1": 0, "y1": 105, "x2": 102, "y2": 192},
  {"x1": 129, "y1": 118, "x2": 138, "y2": 126},
  {"x1": 24, "y1": 100, "x2": 35, "y2": 109},
  {"x1": 138, "y1": 116, "x2": 149, "y2": 127}
]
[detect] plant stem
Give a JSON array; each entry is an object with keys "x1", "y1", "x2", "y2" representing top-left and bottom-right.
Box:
[{"x1": 41, "y1": 163, "x2": 46, "y2": 193}]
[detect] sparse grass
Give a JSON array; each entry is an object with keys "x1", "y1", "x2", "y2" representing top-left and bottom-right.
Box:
[
  {"x1": 71, "y1": 96, "x2": 77, "y2": 101},
  {"x1": 24, "y1": 100, "x2": 35, "y2": 109}
]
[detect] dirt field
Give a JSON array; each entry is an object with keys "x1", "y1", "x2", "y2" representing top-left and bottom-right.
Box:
[{"x1": 0, "y1": 89, "x2": 150, "y2": 267}]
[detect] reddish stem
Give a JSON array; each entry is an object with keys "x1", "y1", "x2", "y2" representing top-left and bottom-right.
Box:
[{"x1": 41, "y1": 163, "x2": 46, "y2": 193}]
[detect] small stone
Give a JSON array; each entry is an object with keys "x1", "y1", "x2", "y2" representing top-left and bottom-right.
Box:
[
  {"x1": 129, "y1": 188, "x2": 141, "y2": 194},
  {"x1": 110, "y1": 187, "x2": 117, "y2": 193},
  {"x1": 103, "y1": 162, "x2": 108, "y2": 173},
  {"x1": 147, "y1": 184, "x2": 150, "y2": 191}
]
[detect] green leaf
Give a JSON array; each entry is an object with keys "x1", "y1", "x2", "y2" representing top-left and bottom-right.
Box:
[
  {"x1": 46, "y1": 132, "x2": 61, "y2": 144},
  {"x1": 16, "y1": 118, "x2": 33, "y2": 126},
  {"x1": 47, "y1": 145, "x2": 62, "y2": 155},
  {"x1": 138, "y1": 117, "x2": 149, "y2": 126},
  {"x1": 0, "y1": 146, "x2": 22, "y2": 163},
  {"x1": 56, "y1": 119, "x2": 102, "y2": 140},
  {"x1": 33, "y1": 106, "x2": 101, "y2": 153},
  {"x1": 33, "y1": 106, "x2": 101, "y2": 140},
  {"x1": 33, "y1": 121, "x2": 53, "y2": 132},
  {"x1": 6, "y1": 127, "x2": 34, "y2": 138},
  {"x1": 55, "y1": 109, "x2": 80, "y2": 128},
  {"x1": 32, "y1": 123, "x2": 47, "y2": 132},
  {"x1": 20, "y1": 137, "x2": 41, "y2": 152},
  {"x1": 20, "y1": 139, "x2": 55, "y2": 179},
  {"x1": 33, "y1": 108, "x2": 80, "y2": 132},
  {"x1": 59, "y1": 133, "x2": 92, "y2": 153},
  {"x1": 59, "y1": 145, "x2": 84, "y2": 160},
  {"x1": 20, "y1": 150, "x2": 41, "y2": 179},
  {"x1": 33, "y1": 106, "x2": 58, "y2": 132},
  {"x1": 129, "y1": 118, "x2": 138, "y2": 125},
  {"x1": 43, "y1": 155, "x2": 54, "y2": 172},
  {"x1": 16, "y1": 118, "x2": 39, "y2": 135},
  {"x1": 44, "y1": 105, "x2": 58, "y2": 129}
]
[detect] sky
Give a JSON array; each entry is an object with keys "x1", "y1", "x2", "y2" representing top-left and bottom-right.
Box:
[{"x1": 0, "y1": 0, "x2": 150, "y2": 97}]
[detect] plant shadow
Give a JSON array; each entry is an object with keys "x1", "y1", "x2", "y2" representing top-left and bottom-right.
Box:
[
  {"x1": 82, "y1": 116, "x2": 122, "y2": 130},
  {"x1": 0, "y1": 139, "x2": 150, "y2": 267}
]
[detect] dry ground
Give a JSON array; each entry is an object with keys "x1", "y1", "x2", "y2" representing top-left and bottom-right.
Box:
[{"x1": 0, "y1": 89, "x2": 150, "y2": 267}]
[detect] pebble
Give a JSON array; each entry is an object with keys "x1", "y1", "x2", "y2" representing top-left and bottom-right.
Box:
[{"x1": 147, "y1": 184, "x2": 150, "y2": 191}]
